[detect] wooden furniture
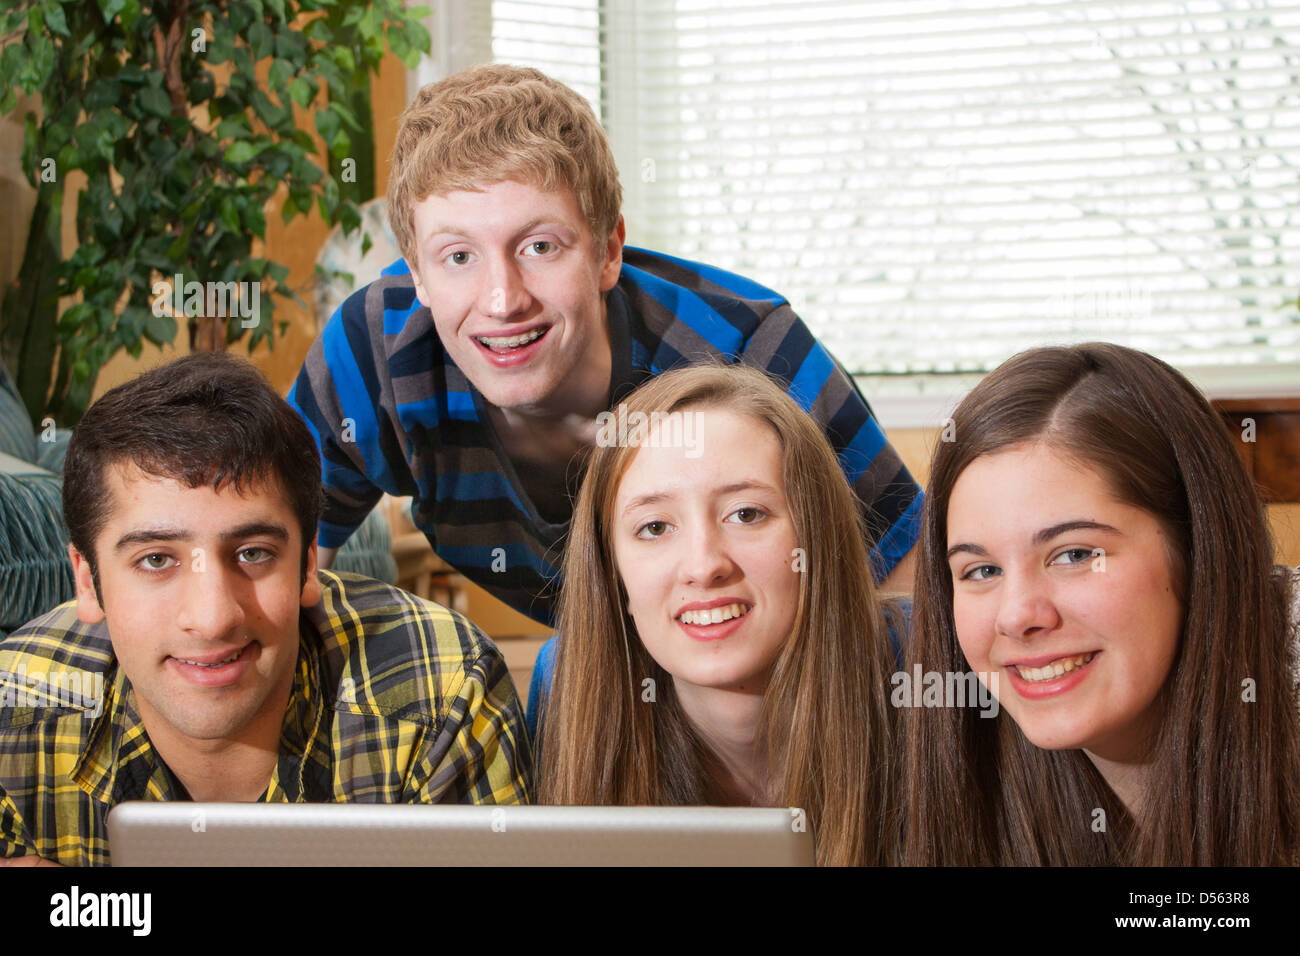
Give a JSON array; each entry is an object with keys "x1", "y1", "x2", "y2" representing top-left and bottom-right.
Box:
[
  {"x1": 376, "y1": 494, "x2": 550, "y2": 704},
  {"x1": 1215, "y1": 398, "x2": 1300, "y2": 504}
]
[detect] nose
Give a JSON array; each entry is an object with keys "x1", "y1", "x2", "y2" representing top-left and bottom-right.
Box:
[
  {"x1": 678, "y1": 521, "x2": 738, "y2": 588},
  {"x1": 994, "y1": 568, "x2": 1061, "y2": 640},
  {"x1": 479, "y1": 252, "x2": 531, "y2": 319},
  {"x1": 175, "y1": 556, "x2": 245, "y2": 640}
]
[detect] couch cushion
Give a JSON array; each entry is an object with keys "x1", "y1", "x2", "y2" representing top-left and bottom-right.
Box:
[
  {"x1": 0, "y1": 363, "x2": 38, "y2": 464},
  {"x1": 34, "y1": 428, "x2": 72, "y2": 474},
  {"x1": 0, "y1": 470, "x2": 75, "y2": 633},
  {"x1": 332, "y1": 506, "x2": 398, "y2": 584}
]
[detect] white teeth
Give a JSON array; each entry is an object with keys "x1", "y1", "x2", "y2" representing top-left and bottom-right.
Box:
[
  {"x1": 677, "y1": 603, "x2": 749, "y2": 626},
  {"x1": 1016, "y1": 652, "x2": 1095, "y2": 683},
  {"x1": 478, "y1": 327, "x2": 545, "y2": 349},
  {"x1": 178, "y1": 649, "x2": 243, "y2": 668}
]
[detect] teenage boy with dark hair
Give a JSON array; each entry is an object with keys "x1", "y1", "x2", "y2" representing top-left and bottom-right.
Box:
[{"x1": 0, "y1": 352, "x2": 531, "y2": 867}]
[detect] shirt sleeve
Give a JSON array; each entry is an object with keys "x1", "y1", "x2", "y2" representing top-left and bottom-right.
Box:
[
  {"x1": 417, "y1": 640, "x2": 534, "y2": 806},
  {"x1": 286, "y1": 284, "x2": 408, "y2": 551},
  {"x1": 739, "y1": 302, "x2": 924, "y2": 582}
]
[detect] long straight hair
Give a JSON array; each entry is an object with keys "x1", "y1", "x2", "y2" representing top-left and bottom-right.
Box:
[
  {"x1": 538, "y1": 364, "x2": 902, "y2": 865},
  {"x1": 903, "y1": 343, "x2": 1298, "y2": 865}
]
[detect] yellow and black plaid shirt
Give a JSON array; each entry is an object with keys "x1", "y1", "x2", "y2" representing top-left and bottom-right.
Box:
[{"x1": 0, "y1": 571, "x2": 532, "y2": 866}]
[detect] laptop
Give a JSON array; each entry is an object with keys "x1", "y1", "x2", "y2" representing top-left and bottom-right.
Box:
[{"x1": 106, "y1": 802, "x2": 815, "y2": 866}]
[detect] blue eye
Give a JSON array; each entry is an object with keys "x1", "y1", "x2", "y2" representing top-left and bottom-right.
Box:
[
  {"x1": 961, "y1": 564, "x2": 1000, "y2": 582},
  {"x1": 1051, "y1": 547, "x2": 1096, "y2": 566}
]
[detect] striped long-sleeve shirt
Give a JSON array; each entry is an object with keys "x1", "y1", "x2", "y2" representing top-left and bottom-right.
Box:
[
  {"x1": 0, "y1": 571, "x2": 532, "y2": 866},
  {"x1": 288, "y1": 247, "x2": 924, "y2": 625}
]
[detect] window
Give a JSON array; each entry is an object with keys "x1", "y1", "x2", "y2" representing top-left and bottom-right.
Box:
[{"x1": 437, "y1": 0, "x2": 1300, "y2": 397}]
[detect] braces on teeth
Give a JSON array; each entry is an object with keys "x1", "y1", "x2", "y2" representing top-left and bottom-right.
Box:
[{"x1": 479, "y1": 328, "x2": 545, "y2": 349}]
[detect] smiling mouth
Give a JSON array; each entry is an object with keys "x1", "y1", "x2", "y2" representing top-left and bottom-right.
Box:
[
  {"x1": 174, "y1": 648, "x2": 245, "y2": 668},
  {"x1": 1014, "y1": 652, "x2": 1096, "y2": 683},
  {"x1": 475, "y1": 327, "x2": 548, "y2": 353},
  {"x1": 676, "y1": 603, "x2": 751, "y2": 626}
]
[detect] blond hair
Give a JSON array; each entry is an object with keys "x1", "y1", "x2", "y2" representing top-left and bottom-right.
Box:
[
  {"x1": 538, "y1": 364, "x2": 903, "y2": 866},
  {"x1": 386, "y1": 64, "x2": 622, "y2": 266}
]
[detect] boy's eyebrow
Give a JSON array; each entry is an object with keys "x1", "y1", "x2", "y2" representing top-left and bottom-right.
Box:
[
  {"x1": 113, "y1": 521, "x2": 290, "y2": 553},
  {"x1": 423, "y1": 217, "x2": 570, "y2": 244},
  {"x1": 946, "y1": 520, "x2": 1122, "y2": 560}
]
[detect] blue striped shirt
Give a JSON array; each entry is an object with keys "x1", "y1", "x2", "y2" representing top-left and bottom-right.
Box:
[{"x1": 288, "y1": 247, "x2": 923, "y2": 626}]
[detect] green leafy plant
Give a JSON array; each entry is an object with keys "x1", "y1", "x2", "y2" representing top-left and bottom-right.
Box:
[{"x1": 0, "y1": 0, "x2": 430, "y2": 425}]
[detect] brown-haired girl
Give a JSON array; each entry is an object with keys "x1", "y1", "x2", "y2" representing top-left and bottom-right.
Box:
[
  {"x1": 538, "y1": 364, "x2": 904, "y2": 865},
  {"x1": 904, "y1": 342, "x2": 1299, "y2": 865}
]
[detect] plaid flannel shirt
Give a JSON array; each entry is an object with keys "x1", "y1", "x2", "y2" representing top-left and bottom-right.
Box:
[{"x1": 0, "y1": 570, "x2": 532, "y2": 866}]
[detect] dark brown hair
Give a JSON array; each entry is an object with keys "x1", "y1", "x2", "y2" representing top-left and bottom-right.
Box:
[
  {"x1": 903, "y1": 342, "x2": 1298, "y2": 865},
  {"x1": 538, "y1": 364, "x2": 902, "y2": 865},
  {"x1": 63, "y1": 352, "x2": 324, "y2": 597}
]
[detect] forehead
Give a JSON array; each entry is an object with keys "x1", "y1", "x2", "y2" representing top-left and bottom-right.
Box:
[
  {"x1": 947, "y1": 443, "x2": 1126, "y2": 534},
  {"x1": 614, "y1": 408, "x2": 784, "y2": 499},
  {"x1": 413, "y1": 179, "x2": 587, "y2": 233},
  {"x1": 99, "y1": 461, "x2": 298, "y2": 538}
]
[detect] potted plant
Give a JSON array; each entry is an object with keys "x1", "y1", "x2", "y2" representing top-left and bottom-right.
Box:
[{"x1": 0, "y1": 0, "x2": 430, "y2": 425}]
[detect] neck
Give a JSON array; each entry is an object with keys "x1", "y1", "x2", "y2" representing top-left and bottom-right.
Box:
[
  {"x1": 489, "y1": 403, "x2": 604, "y2": 442},
  {"x1": 136, "y1": 676, "x2": 293, "y2": 803},
  {"x1": 1081, "y1": 700, "x2": 1165, "y2": 820},
  {"x1": 1083, "y1": 746, "x2": 1155, "y2": 819},
  {"x1": 674, "y1": 683, "x2": 769, "y2": 805}
]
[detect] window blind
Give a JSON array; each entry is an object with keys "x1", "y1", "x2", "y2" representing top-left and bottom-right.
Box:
[{"x1": 465, "y1": 0, "x2": 1300, "y2": 386}]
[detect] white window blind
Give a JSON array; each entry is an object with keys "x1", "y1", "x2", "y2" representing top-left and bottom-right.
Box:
[
  {"x1": 456, "y1": 0, "x2": 1300, "y2": 388},
  {"x1": 489, "y1": 1, "x2": 605, "y2": 117}
]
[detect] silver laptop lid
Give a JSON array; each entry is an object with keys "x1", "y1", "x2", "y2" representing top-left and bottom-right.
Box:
[{"x1": 107, "y1": 802, "x2": 815, "y2": 866}]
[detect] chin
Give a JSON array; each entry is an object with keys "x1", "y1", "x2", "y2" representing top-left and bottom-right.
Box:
[
  {"x1": 682, "y1": 667, "x2": 766, "y2": 694},
  {"x1": 169, "y1": 701, "x2": 261, "y2": 741},
  {"x1": 1017, "y1": 723, "x2": 1090, "y2": 752},
  {"x1": 466, "y1": 371, "x2": 546, "y2": 407}
]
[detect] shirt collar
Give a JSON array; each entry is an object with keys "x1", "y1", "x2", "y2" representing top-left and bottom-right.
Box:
[
  {"x1": 72, "y1": 665, "x2": 175, "y2": 805},
  {"x1": 606, "y1": 283, "x2": 653, "y2": 406},
  {"x1": 71, "y1": 619, "x2": 332, "y2": 805},
  {"x1": 265, "y1": 620, "x2": 333, "y2": 802}
]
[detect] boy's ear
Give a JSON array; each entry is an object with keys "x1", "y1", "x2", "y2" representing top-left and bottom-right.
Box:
[
  {"x1": 300, "y1": 538, "x2": 322, "y2": 608},
  {"x1": 69, "y1": 543, "x2": 106, "y2": 624},
  {"x1": 599, "y1": 216, "x2": 626, "y2": 292},
  {"x1": 410, "y1": 262, "x2": 432, "y2": 310}
]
